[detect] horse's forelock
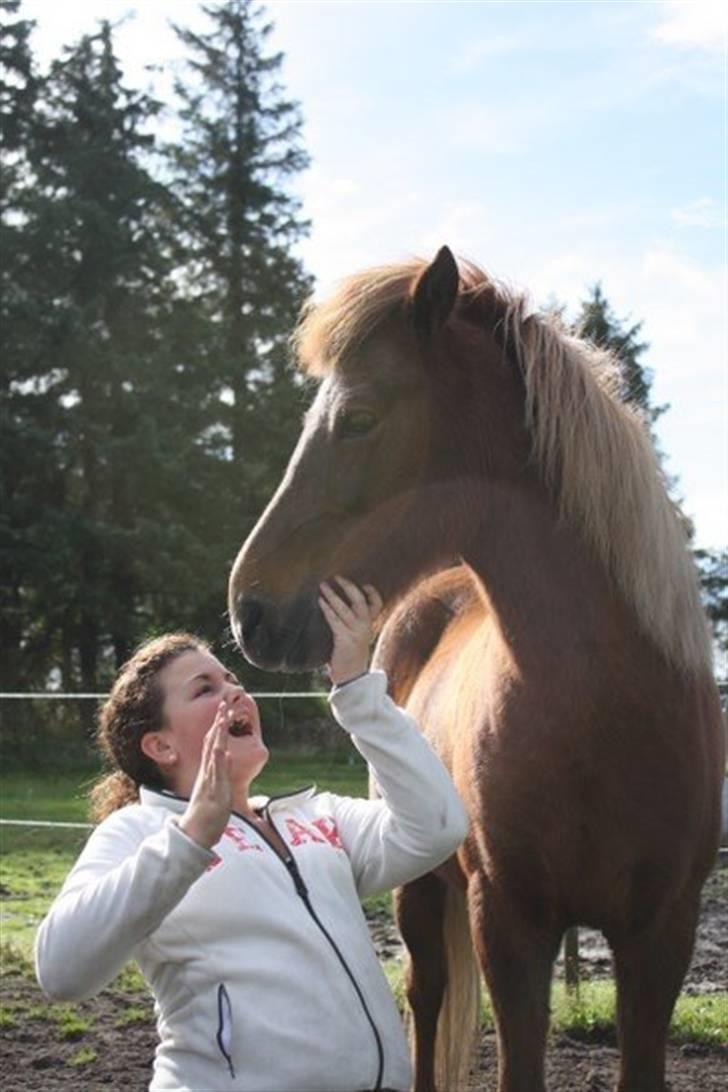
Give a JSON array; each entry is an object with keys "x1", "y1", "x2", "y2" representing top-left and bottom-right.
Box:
[{"x1": 292, "y1": 261, "x2": 426, "y2": 377}]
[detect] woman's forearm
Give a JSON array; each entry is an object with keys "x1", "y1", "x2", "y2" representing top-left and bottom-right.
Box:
[
  {"x1": 328, "y1": 670, "x2": 469, "y2": 896},
  {"x1": 35, "y1": 816, "x2": 212, "y2": 1000}
]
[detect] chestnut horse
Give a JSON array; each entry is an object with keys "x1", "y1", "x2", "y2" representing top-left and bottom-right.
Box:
[{"x1": 228, "y1": 247, "x2": 724, "y2": 1092}]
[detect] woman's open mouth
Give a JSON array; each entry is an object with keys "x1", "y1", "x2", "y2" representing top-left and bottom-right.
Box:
[{"x1": 228, "y1": 717, "x2": 253, "y2": 738}]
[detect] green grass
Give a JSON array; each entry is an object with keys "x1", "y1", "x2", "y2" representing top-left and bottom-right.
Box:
[
  {"x1": 1, "y1": 846, "x2": 83, "y2": 953},
  {"x1": 51, "y1": 1003, "x2": 92, "y2": 1040},
  {"x1": 377, "y1": 965, "x2": 728, "y2": 1046},
  {"x1": 551, "y1": 980, "x2": 728, "y2": 1047},
  {"x1": 0, "y1": 942, "x2": 33, "y2": 976},
  {"x1": 114, "y1": 1004, "x2": 150, "y2": 1027},
  {"x1": 0, "y1": 752, "x2": 368, "y2": 825},
  {"x1": 254, "y1": 751, "x2": 368, "y2": 798},
  {"x1": 0, "y1": 772, "x2": 97, "y2": 824},
  {"x1": 113, "y1": 962, "x2": 147, "y2": 994},
  {"x1": 0, "y1": 1007, "x2": 18, "y2": 1028},
  {"x1": 672, "y1": 992, "x2": 728, "y2": 1046},
  {"x1": 68, "y1": 1046, "x2": 97, "y2": 1066}
]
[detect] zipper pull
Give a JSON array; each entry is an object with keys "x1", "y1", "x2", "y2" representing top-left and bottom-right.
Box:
[{"x1": 285, "y1": 856, "x2": 308, "y2": 898}]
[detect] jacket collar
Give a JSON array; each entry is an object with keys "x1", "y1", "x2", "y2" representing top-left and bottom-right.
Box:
[{"x1": 139, "y1": 784, "x2": 317, "y2": 815}]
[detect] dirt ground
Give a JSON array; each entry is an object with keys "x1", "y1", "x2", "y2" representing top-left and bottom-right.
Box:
[{"x1": 2, "y1": 865, "x2": 726, "y2": 1091}]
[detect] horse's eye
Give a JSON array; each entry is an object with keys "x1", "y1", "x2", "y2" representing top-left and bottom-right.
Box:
[{"x1": 337, "y1": 410, "x2": 378, "y2": 439}]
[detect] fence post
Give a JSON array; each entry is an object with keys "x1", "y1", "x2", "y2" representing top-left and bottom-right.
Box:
[{"x1": 564, "y1": 926, "x2": 580, "y2": 993}]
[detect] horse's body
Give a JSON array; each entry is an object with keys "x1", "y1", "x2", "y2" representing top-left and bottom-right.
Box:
[{"x1": 228, "y1": 248, "x2": 724, "y2": 1092}]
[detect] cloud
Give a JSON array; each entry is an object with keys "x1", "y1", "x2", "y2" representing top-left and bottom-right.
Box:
[
  {"x1": 416, "y1": 201, "x2": 495, "y2": 259},
  {"x1": 295, "y1": 166, "x2": 426, "y2": 294},
  {"x1": 653, "y1": 1, "x2": 727, "y2": 51},
  {"x1": 671, "y1": 197, "x2": 724, "y2": 229},
  {"x1": 449, "y1": 34, "x2": 522, "y2": 74},
  {"x1": 445, "y1": 104, "x2": 524, "y2": 155}
]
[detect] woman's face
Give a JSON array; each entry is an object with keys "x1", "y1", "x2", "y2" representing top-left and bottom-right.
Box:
[{"x1": 152, "y1": 648, "x2": 269, "y2": 797}]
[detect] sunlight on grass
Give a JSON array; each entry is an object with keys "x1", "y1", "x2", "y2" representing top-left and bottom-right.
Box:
[
  {"x1": 672, "y1": 992, "x2": 728, "y2": 1046},
  {"x1": 1, "y1": 845, "x2": 78, "y2": 954},
  {"x1": 0, "y1": 1007, "x2": 18, "y2": 1028},
  {"x1": 382, "y1": 959, "x2": 406, "y2": 1010},
  {"x1": 68, "y1": 1045, "x2": 97, "y2": 1066},
  {"x1": 550, "y1": 980, "x2": 616, "y2": 1040},
  {"x1": 361, "y1": 890, "x2": 393, "y2": 915},
  {"x1": 380, "y1": 965, "x2": 727, "y2": 1047},
  {"x1": 51, "y1": 1003, "x2": 92, "y2": 1040},
  {"x1": 0, "y1": 941, "x2": 34, "y2": 977},
  {"x1": 0, "y1": 754, "x2": 369, "y2": 826},
  {"x1": 0, "y1": 773, "x2": 97, "y2": 823},
  {"x1": 114, "y1": 1004, "x2": 150, "y2": 1027},
  {"x1": 252, "y1": 752, "x2": 368, "y2": 798},
  {"x1": 549, "y1": 980, "x2": 728, "y2": 1046},
  {"x1": 112, "y1": 962, "x2": 148, "y2": 994}
]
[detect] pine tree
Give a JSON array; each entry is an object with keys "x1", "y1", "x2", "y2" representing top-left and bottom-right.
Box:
[
  {"x1": 1, "y1": 7, "x2": 320, "y2": 765},
  {"x1": 169, "y1": 0, "x2": 312, "y2": 532},
  {"x1": 694, "y1": 548, "x2": 728, "y2": 667},
  {"x1": 34, "y1": 23, "x2": 172, "y2": 693},
  {"x1": 0, "y1": 0, "x2": 37, "y2": 165},
  {"x1": 2, "y1": 21, "x2": 215, "y2": 717},
  {"x1": 576, "y1": 283, "x2": 666, "y2": 426},
  {"x1": 0, "y1": 0, "x2": 45, "y2": 692},
  {"x1": 574, "y1": 282, "x2": 684, "y2": 505}
]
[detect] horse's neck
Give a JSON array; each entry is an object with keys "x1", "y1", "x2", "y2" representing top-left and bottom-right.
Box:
[{"x1": 460, "y1": 483, "x2": 627, "y2": 672}]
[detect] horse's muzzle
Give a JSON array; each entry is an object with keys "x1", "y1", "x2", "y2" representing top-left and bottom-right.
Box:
[{"x1": 230, "y1": 591, "x2": 333, "y2": 672}]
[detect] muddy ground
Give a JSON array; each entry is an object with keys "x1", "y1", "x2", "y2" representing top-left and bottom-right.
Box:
[{"x1": 2, "y1": 865, "x2": 726, "y2": 1091}]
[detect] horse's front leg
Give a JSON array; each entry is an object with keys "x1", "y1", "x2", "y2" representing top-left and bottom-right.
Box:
[
  {"x1": 469, "y1": 868, "x2": 560, "y2": 1092},
  {"x1": 609, "y1": 889, "x2": 701, "y2": 1092},
  {"x1": 395, "y1": 872, "x2": 447, "y2": 1092}
]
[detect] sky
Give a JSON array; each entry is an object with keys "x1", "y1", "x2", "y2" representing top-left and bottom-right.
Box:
[{"x1": 21, "y1": 0, "x2": 727, "y2": 550}]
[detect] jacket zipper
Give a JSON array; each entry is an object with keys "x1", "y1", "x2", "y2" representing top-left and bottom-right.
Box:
[
  {"x1": 216, "y1": 983, "x2": 236, "y2": 1079},
  {"x1": 235, "y1": 808, "x2": 385, "y2": 1092}
]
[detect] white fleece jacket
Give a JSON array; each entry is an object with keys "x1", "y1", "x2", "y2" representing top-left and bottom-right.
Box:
[{"x1": 35, "y1": 671, "x2": 468, "y2": 1092}]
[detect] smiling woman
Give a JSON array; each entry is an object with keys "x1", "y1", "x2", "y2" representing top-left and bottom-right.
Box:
[
  {"x1": 142, "y1": 651, "x2": 266, "y2": 795},
  {"x1": 33, "y1": 581, "x2": 468, "y2": 1092}
]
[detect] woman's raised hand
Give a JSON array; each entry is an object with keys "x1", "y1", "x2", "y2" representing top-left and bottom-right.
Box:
[
  {"x1": 319, "y1": 576, "x2": 383, "y2": 687},
  {"x1": 179, "y1": 699, "x2": 234, "y2": 850}
]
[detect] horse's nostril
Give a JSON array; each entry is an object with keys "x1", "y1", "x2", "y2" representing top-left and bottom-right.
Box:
[{"x1": 236, "y1": 596, "x2": 264, "y2": 644}]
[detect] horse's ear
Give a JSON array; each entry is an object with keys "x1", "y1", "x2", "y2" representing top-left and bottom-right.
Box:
[{"x1": 411, "y1": 246, "x2": 460, "y2": 344}]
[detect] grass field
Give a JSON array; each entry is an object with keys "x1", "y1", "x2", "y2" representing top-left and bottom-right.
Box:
[
  {"x1": 2, "y1": 764, "x2": 727, "y2": 1047},
  {"x1": 1, "y1": 752, "x2": 369, "y2": 823}
]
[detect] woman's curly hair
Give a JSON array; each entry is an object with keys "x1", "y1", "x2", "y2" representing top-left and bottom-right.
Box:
[{"x1": 89, "y1": 633, "x2": 208, "y2": 822}]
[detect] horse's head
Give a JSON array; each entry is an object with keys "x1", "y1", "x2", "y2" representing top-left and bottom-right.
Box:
[{"x1": 228, "y1": 247, "x2": 529, "y2": 671}]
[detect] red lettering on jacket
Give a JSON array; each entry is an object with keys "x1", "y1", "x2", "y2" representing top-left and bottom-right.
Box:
[
  {"x1": 284, "y1": 818, "x2": 326, "y2": 846},
  {"x1": 310, "y1": 817, "x2": 343, "y2": 849},
  {"x1": 206, "y1": 852, "x2": 222, "y2": 872},
  {"x1": 224, "y1": 825, "x2": 262, "y2": 853}
]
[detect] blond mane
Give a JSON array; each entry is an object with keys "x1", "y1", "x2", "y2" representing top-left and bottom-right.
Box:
[{"x1": 294, "y1": 258, "x2": 711, "y2": 674}]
